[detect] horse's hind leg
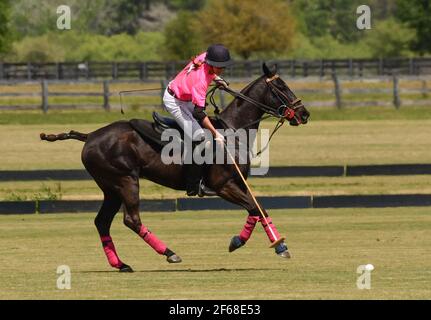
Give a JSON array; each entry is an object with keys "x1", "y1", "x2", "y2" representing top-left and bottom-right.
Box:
[
  {"x1": 95, "y1": 191, "x2": 133, "y2": 272},
  {"x1": 119, "y1": 175, "x2": 182, "y2": 263}
]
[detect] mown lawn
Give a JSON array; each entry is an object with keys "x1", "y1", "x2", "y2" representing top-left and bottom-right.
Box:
[
  {"x1": 0, "y1": 208, "x2": 429, "y2": 299},
  {"x1": 1, "y1": 117, "x2": 431, "y2": 170}
]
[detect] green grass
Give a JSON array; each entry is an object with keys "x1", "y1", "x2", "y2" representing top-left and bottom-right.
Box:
[
  {"x1": 2, "y1": 105, "x2": 431, "y2": 125},
  {"x1": 0, "y1": 208, "x2": 430, "y2": 299},
  {"x1": 2, "y1": 175, "x2": 431, "y2": 201},
  {"x1": 2, "y1": 118, "x2": 431, "y2": 170}
]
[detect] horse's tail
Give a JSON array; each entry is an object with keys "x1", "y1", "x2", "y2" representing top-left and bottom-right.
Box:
[{"x1": 40, "y1": 130, "x2": 88, "y2": 142}]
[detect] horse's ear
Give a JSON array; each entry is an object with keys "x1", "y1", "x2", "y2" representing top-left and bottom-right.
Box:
[
  {"x1": 262, "y1": 62, "x2": 277, "y2": 77},
  {"x1": 262, "y1": 62, "x2": 273, "y2": 77}
]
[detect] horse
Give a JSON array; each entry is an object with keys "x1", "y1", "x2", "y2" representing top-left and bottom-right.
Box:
[{"x1": 40, "y1": 63, "x2": 310, "y2": 272}]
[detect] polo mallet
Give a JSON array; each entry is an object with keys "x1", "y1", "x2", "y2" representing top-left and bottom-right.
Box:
[{"x1": 221, "y1": 141, "x2": 285, "y2": 248}]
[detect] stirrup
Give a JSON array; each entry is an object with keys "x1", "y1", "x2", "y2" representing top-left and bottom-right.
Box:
[{"x1": 198, "y1": 179, "x2": 217, "y2": 197}]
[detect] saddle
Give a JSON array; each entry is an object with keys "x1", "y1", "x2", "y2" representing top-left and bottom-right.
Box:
[
  {"x1": 129, "y1": 112, "x2": 183, "y2": 147},
  {"x1": 130, "y1": 112, "x2": 224, "y2": 149}
]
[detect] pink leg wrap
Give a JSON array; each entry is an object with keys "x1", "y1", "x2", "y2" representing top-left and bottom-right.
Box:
[
  {"x1": 139, "y1": 225, "x2": 167, "y2": 255},
  {"x1": 260, "y1": 217, "x2": 281, "y2": 243},
  {"x1": 101, "y1": 236, "x2": 123, "y2": 269},
  {"x1": 239, "y1": 215, "x2": 261, "y2": 242}
]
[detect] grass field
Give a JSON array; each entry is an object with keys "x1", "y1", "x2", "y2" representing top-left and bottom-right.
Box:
[
  {"x1": 2, "y1": 116, "x2": 431, "y2": 170},
  {"x1": 1, "y1": 105, "x2": 430, "y2": 300},
  {"x1": 0, "y1": 208, "x2": 430, "y2": 299},
  {"x1": 2, "y1": 175, "x2": 431, "y2": 201},
  {"x1": 1, "y1": 107, "x2": 430, "y2": 200}
]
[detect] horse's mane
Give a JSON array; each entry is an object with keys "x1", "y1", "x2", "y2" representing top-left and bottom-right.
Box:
[{"x1": 218, "y1": 75, "x2": 265, "y2": 115}]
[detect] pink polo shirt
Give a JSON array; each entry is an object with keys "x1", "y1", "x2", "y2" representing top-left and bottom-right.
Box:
[{"x1": 169, "y1": 52, "x2": 216, "y2": 107}]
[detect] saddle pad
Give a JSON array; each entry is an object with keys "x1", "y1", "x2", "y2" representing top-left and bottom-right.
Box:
[{"x1": 129, "y1": 119, "x2": 167, "y2": 147}]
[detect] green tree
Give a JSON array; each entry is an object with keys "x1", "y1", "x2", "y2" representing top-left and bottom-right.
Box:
[
  {"x1": 168, "y1": 0, "x2": 206, "y2": 11},
  {"x1": 10, "y1": 31, "x2": 165, "y2": 62},
  {"x1": 292, "y1": 0, "x2": 365, "y2": 43},
  {"x1": 163, "y1": 11, "x2": 203, "y2": 60},
  {"x1": 98, "y1": 0, "x2": 146, "y2": 35},
  {"x1": 364, "y1": 18, "x2": 415, "y2": 58},
  {"x1": 198, "y1": 0, "x2": 295, "y2": 59},
  {"x1": 396, "y1": 0, "x2": 431, "y2": 55},
  {"x1": 0, "y1": 0, "x2": 13, "y2": 56}
]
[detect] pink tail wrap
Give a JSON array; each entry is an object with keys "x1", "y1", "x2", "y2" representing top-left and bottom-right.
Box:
[
  {"x1": 101, "y1": 236, "x2": 123, "y2": 269},
  {"x1": 239, "y1": 216, "x2": 261, "y2": 242},
  {"x1": 139, "y1": 225, "x2": 167, "y2": 255}
]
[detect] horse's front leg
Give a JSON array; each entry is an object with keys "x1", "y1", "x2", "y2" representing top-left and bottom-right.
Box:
[{"x1": 218, "y1": 179, "x2": 290, "y2": 258}]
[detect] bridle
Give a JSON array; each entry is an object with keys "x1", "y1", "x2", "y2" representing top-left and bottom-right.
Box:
[
  {"x1": 265, "y1": 74, "x2": 305, "y2": 125},
  {"x1": 208, "y1": 74, "x2": 304, "y2": 126},
  {"x1": 207, "y1": 74, "x2": 305, "y2": 156}
]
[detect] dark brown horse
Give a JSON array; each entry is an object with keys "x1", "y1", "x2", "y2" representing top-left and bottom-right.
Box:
[{"x1": 40, "y1": 63, "x2": 309, "y2": 272}]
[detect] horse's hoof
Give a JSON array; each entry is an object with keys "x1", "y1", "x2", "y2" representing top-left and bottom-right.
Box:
[
  {"x1": 167, "y1": 254, "x2": 182, "y2": 263},
  {"x1": 274, "y1": 242, "x2": 290, "y2": 259},
  {"x1": 229, "y1": 235, "x2": 245, "y2": 252},
  {"x1": 277, "y1": 250, "x2": 291, "y2": 259},
  {"x1": 119, "y1": 264, "x2": 134, "y2": 272}
]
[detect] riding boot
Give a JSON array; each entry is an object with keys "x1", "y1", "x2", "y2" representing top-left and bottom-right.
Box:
[
  {"x1": 184, "y1": 162, "x2": 202, "y2": 196},
  {"x1": 184, "y1": 146, "x2": 217, "y2": 198},
  {"x1": 184, "y1": 162, "x2": 217, "y2": 197}
]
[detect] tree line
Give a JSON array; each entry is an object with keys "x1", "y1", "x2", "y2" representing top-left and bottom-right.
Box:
[{"x1": 0, "y1": 0, "x2": 430, "y2": 62}]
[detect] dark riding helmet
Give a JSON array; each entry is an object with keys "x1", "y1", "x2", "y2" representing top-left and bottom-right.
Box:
[{"x1": 205, "y1": 44, "x2": 234, "y2": 68}]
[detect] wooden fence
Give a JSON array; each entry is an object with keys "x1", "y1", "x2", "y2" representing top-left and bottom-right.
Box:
[
  {"x1": 1, "y1": 58, "x2": 431, "y2": 81},
  {"x1": 0, "y1": 75, "x2": 430, "y2": 112}
]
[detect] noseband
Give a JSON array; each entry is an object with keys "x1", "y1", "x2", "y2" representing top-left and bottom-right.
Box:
[{"x1": 265, "y1": 74, "x2": 304, "y2": 124}]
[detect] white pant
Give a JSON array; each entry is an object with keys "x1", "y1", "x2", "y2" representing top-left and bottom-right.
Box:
[{"x1": 163, "y1": 86, "x2": 205, "y2": 142}]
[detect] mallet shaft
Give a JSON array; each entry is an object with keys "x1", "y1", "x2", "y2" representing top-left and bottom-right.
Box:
[{"x1": 224, "y1": 144, "x2": 279, "y2": 244}]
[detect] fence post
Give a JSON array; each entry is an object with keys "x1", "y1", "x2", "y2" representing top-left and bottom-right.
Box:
[
  {"x1": 170, "y1": 61, "x2": 176, "y2": 79},
  {"x1": 112, "y1": 62, "x2": 118, "y2": 80},
  {"x1": 41, "y1": 80, "x2": 48, "y2": 113},
  {"x1": 86, "y1": 61, "x2": 90, "y2": 79},
  {"x1": 319, "y1": 59, "x2": 324, "y2": 78},
  {"x1": 27, "y1": 62, "x2": 32, "y2": 80},
  {"x1": 393, "y1": 74, "x2": 401, "y2": 109},
  {"x1": 421, "y1": 79, "x2": 428, "y2": 98},
  {"x1": 140, "y1": 62, "x2": 147, "y2": 80},
  {"x1": 378, "y1": 58, "x2": 383, "y2": 76},
  {"x1": 103, "y1": 80, "x2": 110, "y2": 111},
  {"x1": 55, "y1": 63, "x2": 59, "y2": 80},
  {"x1": 332, "y1": 72, "x2": 342, "y2": 109},
  {"x1": 409, "y1": 58, "x2": 415, "y2": 75},
  {"x1": 348, "y1": 59, "x2": 353, "y2": 78},
  {"x1": 290, "y1": 60, "x2": 295, "y2": 78}
]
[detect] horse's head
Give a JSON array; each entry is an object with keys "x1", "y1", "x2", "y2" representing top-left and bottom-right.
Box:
[{"x1": 262, "y1": 63, "x2": 310, "y2": 126}]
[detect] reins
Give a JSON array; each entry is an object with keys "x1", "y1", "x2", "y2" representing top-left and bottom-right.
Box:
[
  {"x1": 207, "y1": 74, "x2": 302, "y2": 157},
  {"x1": 119, "y1": 75, "x2": 302, "y2": 157}
]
